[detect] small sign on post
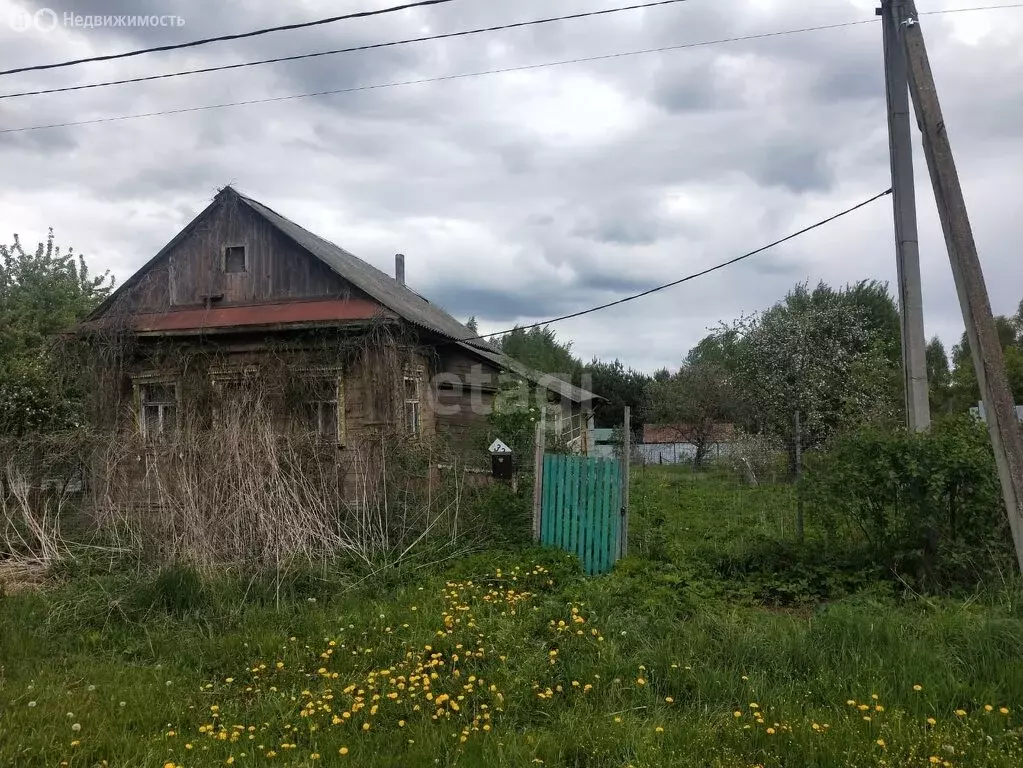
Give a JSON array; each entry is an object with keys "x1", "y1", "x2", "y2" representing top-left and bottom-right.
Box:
[{"x1": 489, "y1": 438, "x2": 514, "y2": 481}]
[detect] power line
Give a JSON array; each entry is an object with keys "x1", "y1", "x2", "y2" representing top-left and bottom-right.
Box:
[
  {"x1": 0, "y1": 0, "x2": 462, "y2": 77},
  {"x1": 0, "y1": 21, "x2": 882, "y2": 134},
  {"x1": 3, "y1": 2, "x2": 1020, "y2": 134},
  {"x1": 466, "y1": 188, "x2": 894, "y2": 342},
  {"x1": 0, "y1": 0, "x2": 693, "y2": 100}
]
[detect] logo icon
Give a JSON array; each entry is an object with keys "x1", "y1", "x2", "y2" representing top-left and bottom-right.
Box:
[{"x1": 8, "y1": 7, "x2": 58, "y2": 33}]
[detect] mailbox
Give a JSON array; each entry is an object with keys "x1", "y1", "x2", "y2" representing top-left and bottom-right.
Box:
[{"x1": 489, "y1": 438, "x2": 514, "y2": 480}]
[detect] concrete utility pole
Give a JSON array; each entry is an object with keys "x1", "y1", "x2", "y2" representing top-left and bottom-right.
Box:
[
  {"x1": 899, "y1": 0, "x2": 1023, "y2": 572},
  {"x1": 879, "y1": 0, "x2": 930, "y2": 431}
]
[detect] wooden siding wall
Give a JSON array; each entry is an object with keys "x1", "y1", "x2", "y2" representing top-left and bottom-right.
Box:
[
  {"x1": 112, "y1": 195, "x2": 363, "y2": 315},
  {"x1": 432, "y1": 349, "x2": 502, "y2": 450}
]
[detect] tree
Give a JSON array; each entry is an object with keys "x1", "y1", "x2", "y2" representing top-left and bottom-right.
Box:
[
  {"x1": 583, "y1": 357, "x2": 649, "y2": 430},
  {"x1": 948, "y1": 310, "x2": 1023, "y2": 411},
  {"x1": 731, "y1": 281, "x2": 898, "y2": 464},
  {"x1": 926, "y1": 336, "x2": 953, "y2": 414},
  {"x1": 497, "y1": 325, "x2": 582, "y2": 383},
  {"x1": 684, "y1": 327, "x2": 741, "y2": 372},
  {"x1": 465, "y1": 316, "x2": 479, "y2": 334},
  {"x1": 0, "y1": 229, "x2": 113, "y2": 434},
  {"x1": 643, "y1": 360, "x2": 737, "y2": 469}
]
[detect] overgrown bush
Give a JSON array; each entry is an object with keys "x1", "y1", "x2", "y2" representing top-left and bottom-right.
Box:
[{"x1": 804, "y1": 415, "x2": 1011, "y2": 590}]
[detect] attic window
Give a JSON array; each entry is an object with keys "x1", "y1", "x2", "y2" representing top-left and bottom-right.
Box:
[{"x1": 224, "y1": 245, "x2": 247, "y2": 273}]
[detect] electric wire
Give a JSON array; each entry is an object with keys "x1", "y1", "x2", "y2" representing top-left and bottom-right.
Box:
[
  {"x1": 3, "y1": 3, "x2": 1020, "y2": 134},
  {"x1": 0, "y1": 0, "x2": 693, "y2": 100},
  {"x1": 464, "y1": 188, "x2": 894, "y2": 342},
  {"x1": 0, "y1": 0, "x2": 464, "y2": 76}
]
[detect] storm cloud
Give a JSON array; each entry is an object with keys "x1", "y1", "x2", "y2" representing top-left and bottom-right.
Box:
[{"x1": 1, "y1": 0, "x2": 1021, "y2": 372}]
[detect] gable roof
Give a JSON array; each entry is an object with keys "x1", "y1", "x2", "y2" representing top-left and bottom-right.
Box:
[
  {"x1": 89, "y1": 186, "x2": 598, "y2": 405},
  {"x1": 234, "y1": 192, "x2": 597, "y2": 405}
]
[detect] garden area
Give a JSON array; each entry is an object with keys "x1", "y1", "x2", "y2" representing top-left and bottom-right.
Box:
[{"x1": 3, "y1": 447, "x2": 1022, "y2": 767}]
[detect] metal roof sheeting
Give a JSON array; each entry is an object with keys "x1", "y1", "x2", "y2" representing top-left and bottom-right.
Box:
[{"x1": 236, "y1": 190, "x2": 599, "y2": 404}]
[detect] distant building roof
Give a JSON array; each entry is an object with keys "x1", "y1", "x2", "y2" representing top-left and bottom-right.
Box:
[{"x1": 642, "y1": 423, "x2": 736, "y2": 444}]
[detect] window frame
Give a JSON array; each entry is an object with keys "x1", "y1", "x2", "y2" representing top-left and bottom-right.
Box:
[
  {"x1": 210, "y1": 365, "x2": 261, "y2": 424},
  {"x1": 294, "y1": 367, "x2": 346, "y2": 446},
  {"x1": 403, "y1": 367, "x2": 423, "y2": 438},
  {"x1": 222, "y1": 243, "x2": 248, "y2": 274},
  {"x1": 132, "y1": 374, "x2": 181, "y2": 442}
]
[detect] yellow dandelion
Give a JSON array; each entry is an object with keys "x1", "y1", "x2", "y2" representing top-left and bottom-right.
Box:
[
  {"x1": 766, "y1": 728, "x2": 776, "y2": 735},
  {"x1": 846, "y1": 700, "x2": 856, "y2": 706},
  {"x1": 985, "y1": 704, "x2": 994, "y2": 712},
  {"x1": 362, "y1": 722, "x2": 371, "y2": 731},
  {"x1": 999, "y1": 707, "x2": 1010, "y2": 715},
  {"x1": 863, "y1": 716, "x2": 872, "y2": 722},
  {"x1": 913, "y1": 684, "x2": 923, "y2": 691},
  {"x1": 665, "y1": 697, "x2": 674, "y2": 704},
  {"x1": 955, "y1": 709, "x2": 967, "y2": 717},
  {"x1": 70, "y1": 741, "x2": 80, "y2": 748},
  {"x1": 636, "y1": 678, "x2": 646, "y2": 686},
  {"x1": 310, "y1": 754, "x2": 320, "y2": 761},
  {"x1": 614, "y1": 716, "x2": 622, "y2": 723},
  {"x1": 339, "y1": 747, "x2": 349, "y2": 756},
  {"x1": 655, "y1": 726, "x2": 664, "y2": 734},
  {"x1": 733, "y1": 711, "x2": 742, "y2": 718},
  {"x1": 927, "y1": 717, "x2": 937, "y2": 725},
  {"x1": 877, "y1": 739, "x2": 886, "y2": 747}
]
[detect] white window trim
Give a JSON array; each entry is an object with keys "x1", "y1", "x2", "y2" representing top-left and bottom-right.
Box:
[
  {"x1": 404, "y1": 367, "x2": 423, "y2": 437},
  {"x1": 132, "y1": 373, "x2": 180, "y2": 441}
]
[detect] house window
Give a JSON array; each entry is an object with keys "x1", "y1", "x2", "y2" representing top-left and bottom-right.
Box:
[
  {"x1": 224, "y1": 245, "x2": 247, "y2": 273},
  {"x1": 404, "y1": 372, "x2": 421, "y2": 437},
  {"x1": 300, "y1": 374, "x2": 344, "y2": 444},
  {"x1": 211, "y1": 367, "x2": 260, "y2": 424},
  {"x1": 138, "y1": 381, "x2": 178, "y2": 441}
]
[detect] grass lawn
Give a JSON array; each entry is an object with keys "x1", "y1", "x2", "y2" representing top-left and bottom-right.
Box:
[{"x1": 2, "y1": 467, "x2": 1022, "y2": 767}]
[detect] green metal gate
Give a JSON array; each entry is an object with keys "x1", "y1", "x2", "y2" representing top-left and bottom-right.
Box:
[{"x1": 539, "y1": 455, "x2": 624, "y2": 575}]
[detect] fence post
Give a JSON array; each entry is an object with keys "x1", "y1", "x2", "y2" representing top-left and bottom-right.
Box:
[
  {"x1": 620, "y1": 406, "x2": 631, "y2": 559},
  {"x1": 532, "y1": 420, "x2": 545, "y2": 542}
]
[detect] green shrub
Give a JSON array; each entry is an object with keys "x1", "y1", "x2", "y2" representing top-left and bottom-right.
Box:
[{"x1": 804, "y1": 414, "x2": 1010, "y2": 591}]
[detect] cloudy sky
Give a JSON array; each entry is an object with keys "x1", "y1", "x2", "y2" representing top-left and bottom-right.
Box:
[{"x1": 1, "y1": 0, "x2": 1020, "y2": 373}]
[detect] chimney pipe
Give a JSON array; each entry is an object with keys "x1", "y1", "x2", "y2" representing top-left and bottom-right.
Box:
[{"x1": 395, "y1": 253, "x2": 405, "y2": 286}]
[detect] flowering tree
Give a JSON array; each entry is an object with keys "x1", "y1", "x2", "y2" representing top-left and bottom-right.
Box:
[{"x1": 730, "y1": 282, "x2": 899, "y2": 463}]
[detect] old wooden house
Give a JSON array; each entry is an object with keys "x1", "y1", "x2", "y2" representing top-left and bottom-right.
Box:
[{"x1": 77, "y1": 186, "x2": 597, "y2": 454}]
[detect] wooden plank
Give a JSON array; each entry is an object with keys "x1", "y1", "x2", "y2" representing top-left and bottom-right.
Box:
[
  {"x1": 575, "y1": 458, "x2": 587, "y2": 573},
  {"x1": 569, "y1": 457, "x2": 580, "y2": 559},
  {"x1": 596, "y1": 459, "x2": 611, "y2": 574},
  {"x1": 560, "y1": 456, "x2": 573, "y2": 551},
  {"x1": 542, "y1": 455, "x2": 556, "y2": 546},
  {"x1": 581, "y1": 460, "x2": 589, "y2": 572},
  {"x1": 551, "y1": 455, "x2": 564, "y2": 548},
  {"x1": 621, "y1": 406, "x2": 631, "y2": 560},
  {"x1": 532, "y1": 422, "x2": 544, "y2": 543},
  {"x1": 582, "y1": 457, "x2": 597, "y2": 574}
]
